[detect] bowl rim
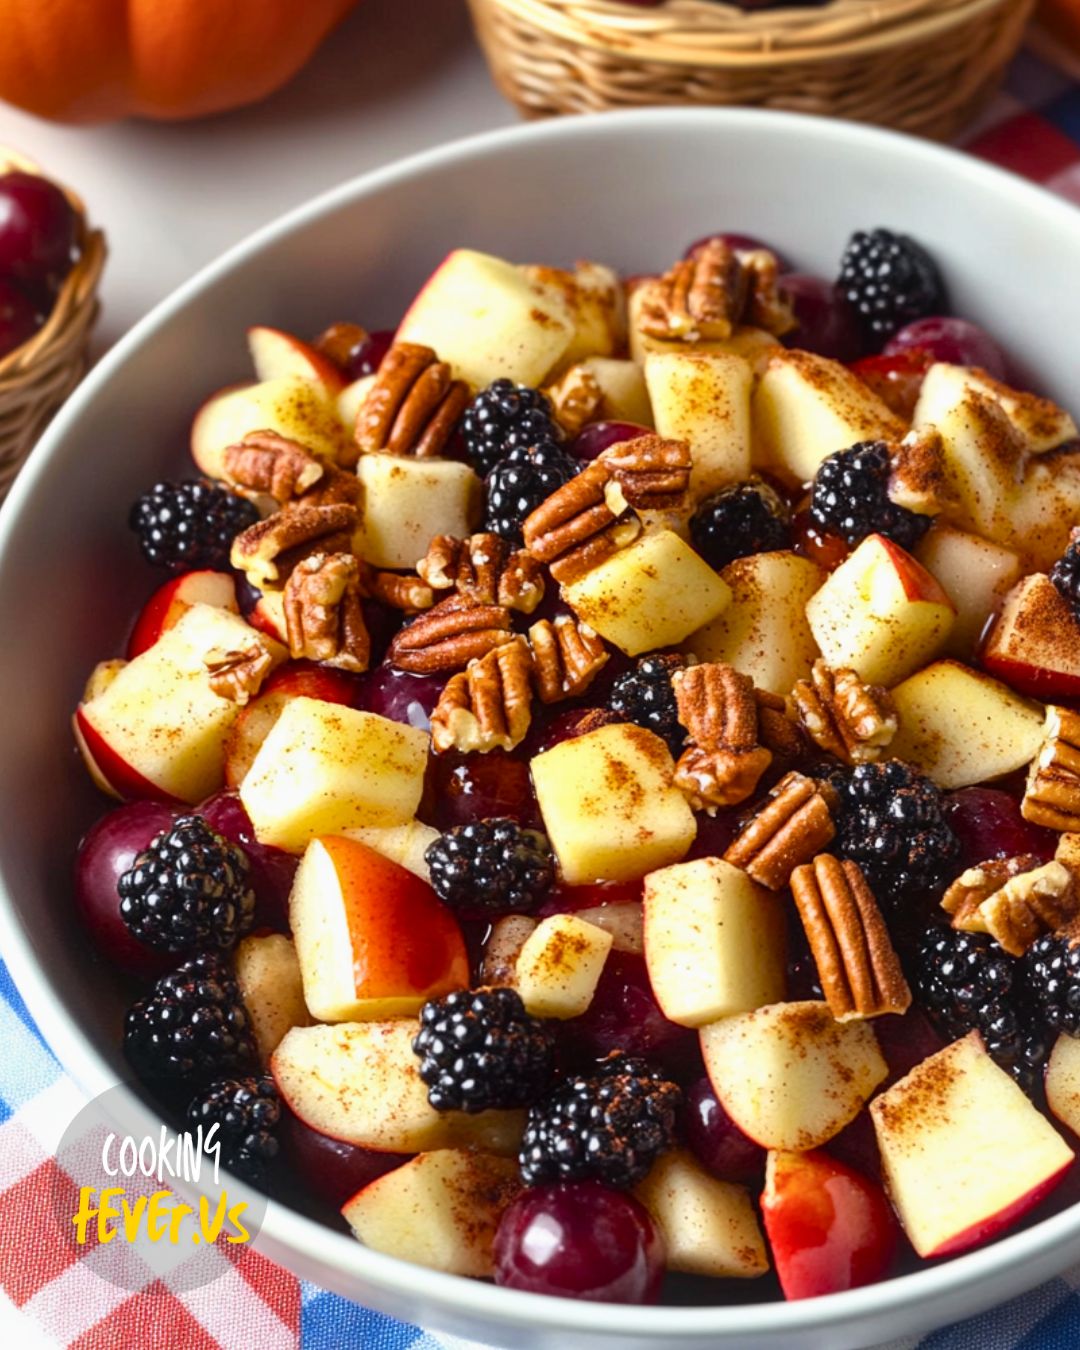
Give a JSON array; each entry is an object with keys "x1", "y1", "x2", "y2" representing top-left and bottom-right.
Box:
[{"x1": 4, "y1": 105, "x2": 1080, "y2": 1340}]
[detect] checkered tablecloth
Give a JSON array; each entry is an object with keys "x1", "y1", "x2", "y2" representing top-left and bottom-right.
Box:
[{"x1": 6, "y1": 32, "x2": 1080, "y2": 1350}]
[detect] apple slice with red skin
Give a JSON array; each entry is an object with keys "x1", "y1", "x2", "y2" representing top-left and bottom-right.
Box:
[
  {"x1": 280, "y1": 1106, "x2": 409, "y2": 1209},
  {"x1": 247, "y1": 325, "x2": 346, "y2": 395},
  {"x1": 224, "y1": 661, "x2": 361, "y2": 791},
  {"x1": 290, "y1": 835, "x2": 469, "y2": 1022},
  {"x1": 761, "y1": 1149, "x2": 899, "y2": 1300},
  {"x1": 73, "y1": 707, "x2": 182, "y2": 804},
  {"x1": 127, "y1": 570, "x2": 239, "y2": 659},
  {"x1": 981, "y1": 572, "x2": 1080, "y2": 701}
]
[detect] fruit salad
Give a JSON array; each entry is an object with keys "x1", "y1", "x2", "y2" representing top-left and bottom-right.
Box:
[{"x1": 71, "y1": 228, "x2": 1080, "y2": 1305}]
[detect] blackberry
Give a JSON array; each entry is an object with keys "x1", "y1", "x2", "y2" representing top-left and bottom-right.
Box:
[
  {"x1": 118, "y1": 815, "x2": 255, "y2": 954},
  {"x1": 809, "y1": 441, "x2": 931, "y2": 552},
  {"x1": 484, "y1": 440, "x2": 579, "y2": 544},
  {"x1": 462, "y1": 379, "x2": 562, "y2": 477},
  {"x1": 838, "y1": 228, "x2": 945, "y2": 345},
  {"x1": 689, "y1": 480, "x2": 790, "y2": 571},
  {"x1": 519, "y1": 1054, "x2": 681, "y2": 1188},
  {"x1": 129, "y1": 478, "x2": 259, "y2": 573},
  {"x1": 831, "y1": 759, "x2": 960, "y2": 914},
  {"x1": 1026, "y1": 932, "x2": 1080, "y2": 1037},
  {"x1": 413, "y1": 987, "x2": 555, "y2": 1113},
  {"x1": 425, "y1": 819, "x2": 555, "y2": 916},
  {"x1": 1050, "y1": 535, "x2": 1080, "y2": 623},
  {"x1": 124, "y1": 953, "x2": 257, "y2": 1087},
  {"x1": 606, "y1": 653, "x2": 685, "y2": 757},
  {"x1": 186, "y1": 1074, "x2": 280, "y2": 1184},
  {"x1": 913, "y1": 926, "x2": 1048, "y2": 1095}
]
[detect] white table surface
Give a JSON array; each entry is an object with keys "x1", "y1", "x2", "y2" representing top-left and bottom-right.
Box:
[{"x1": 0, "y1": 0, "x2": 517, "y2": 351}]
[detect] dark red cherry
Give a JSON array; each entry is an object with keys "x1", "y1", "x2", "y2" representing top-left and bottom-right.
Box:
[
  {"x1": 781, "y1": 273, "x2": 864, "y2": 363},
  {"x1": 850, "y1": 347, "x2": 934, "y2": 421},
  {"x1": 431, "y1": 749, "x2": 540, "y2": 830},
  {"x1": 279, "y1": 1109, "x2": 408, "y2": 1208},
  {"x1": 570, "y1": 421, "x2": 650, "y2": 463},
  {"x1": 684, "y1": 1078, "x2": 766, "y2": 1183},
  {"x1": 344, "y1": 327, "x2": 395, "y2": 380},
  {"x1": 884, "y1": 317, "x2": 1008, "y2": 380},
  {"x1": 356, "y1": 665, "x2": 445, "y2": 731},
  {"x1": 494, "y1": 1181, "x2": 665, "y2": 1303},
  {"x1": 0, "y1": 277, "x2": 41, "y2": 358},
  {"x1": 943, "y1": 786, "x2": 1057, "y2": 869},
  {"x1": 566, "y1": 951, "x2": 697, "y2": 1073},
  {"x1": 74, "y1": 801, "x2": 178, "y2": 977},
  {"x1": 0, "y1": 171, "x2": 77, "y2": 286}
]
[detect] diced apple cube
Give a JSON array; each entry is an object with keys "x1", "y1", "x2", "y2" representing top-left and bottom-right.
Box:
[
  {"x1": 341, "y1": 1149, "x2": 522, "y2": 1278},
  {"x1": 240, "y1": 697, "x2": 428, "y2": 852},
  {"x1": 272, "y1": 1020, "x2": 524, "y2": 1154},
  {"x1": 871, "y1": 1031, "x2": 1073, "y2": 1257},
  {"x1": 74, "y1": 604, "x2": 286, "y2": 804},
  {"x1": 635, "y1": 1149, "x2": 767, "y2": 1279},
  {"x1": 356, "y1": 453, "x2": 481, "y2": 569},
  {"x1": 340, "y1": 820, "x2": 440, "y2": 882},
  {"x1": 643, "y1": 858, "x2": 785, "y2": 1027},
  {"x1": 191, "y1": 376, "x2": 351, "y2": 480},
  {"x1": 233, "y1": 934, "x2": 312, "y2": 1064},
  {"x1": 531, "y1": 723, "x2": 696, "y2": 884},
  {"x1": 563, "y1": 529, "x2": 731, "y2": 656},
  {"x1": 685, "y1": 551, "x2": 825, "y2": 698},
  {"x1": 913, "y1": 362, "x2": 1077, "y2": 455},
  {"x1": 644, "y1": 351, "x2": 752, "y2": 499},
  {"x1": 700, "y1": 1002, "x2": 887, "y2": 1151},
  {"x1": 753, "y1": 349, "x2": 903, "y2": 486},
  {"x1": 582, "y1": 357, "x2": 653, "y2": 427},
  {"x1": 915, "y1": 525, "x2": 1022, "y2": 659},
  {"x1": 522, "y1": 260, "x2": 626, "y2": 371},
  {"x1": 397, "y1": 248, "x2": 574, "y2": 388},
  {"x1": 515, "y1": 913, "x2": 613, "y2": 1019},
  {"x1": 888, "y1": 660, "x2": 1044, "y2": 789},
  {"x1": 981, "y1": 573, "x2": 1080, "y2": 702},
  {"x1": 805, "y1": 533, "x2": 955, "y2": 687},
  {"x1": 1046, "y1": 1032, "x2": 1080, "y2": 1137}
]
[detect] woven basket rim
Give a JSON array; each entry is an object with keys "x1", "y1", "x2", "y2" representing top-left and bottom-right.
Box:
[
  {"x1": 0, "y1": 148, "x2": 106, "y2": 387},
  {"x1": 490, "y1": 0, "x2": 1018, "y2": 65}
]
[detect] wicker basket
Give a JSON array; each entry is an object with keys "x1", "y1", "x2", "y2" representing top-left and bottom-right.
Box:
[
  {"x1": 0, "y1": 151, "x2": 106, "y2": 502},
  {"x1": 468, "y1": 0, "x2": 1035, "y2": 139}
]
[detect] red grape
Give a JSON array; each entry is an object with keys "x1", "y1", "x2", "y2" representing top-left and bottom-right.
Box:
[
  {"x1": 684, "y1": 1078, "x2": 766, "y2": 1183},
  {"x1": 884, "y1": 316, "x2": 1008, "y2": 380},
  {"x1": 0, "y1": 171, "x2": 77, "y2": 287},
  {"x1": 74, "y1": 801, "x2": 177, "y2": 977},
  {"x1": 430, "y1": 749, "x2": 540, "y2": 830},
  {"x1": 197, "y1": 791, "x2": 297, "y2": 931},
  {"x1": 850, "y1": 348, "x2": 934, "y2": 421},
  {"x1": 356, "y1": 664, "x2": 445, "y2": 731},
  {"x1": 943, "y1": 786, "x2": 1057, "y2": 869},
  {"x1": 566, "y1": 951, "x2": 697, "y2": 1072},
  {"x1": 570, "y1": 421, "x2": 650, "y2": 463},
  {"x1": 279, "y1": 1108, "x2": 408, "y2": 1207},
  {"x1": 0, "y1": 277, "x2": 40, "y2": 358},
  {"x1": 494, "y1": 1181, "x2": 665, "y2": 1303},
  {"x1": 781, "y1": 273, "x2": 864, "y2": 363},
  {"x1": 345, "y1": 328, "x2": 395, "y2": 380}
]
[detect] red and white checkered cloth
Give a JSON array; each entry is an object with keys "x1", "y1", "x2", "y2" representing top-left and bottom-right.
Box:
[{"x1": 4, "y1": 30, "x2": 1080, "y2": 1350}]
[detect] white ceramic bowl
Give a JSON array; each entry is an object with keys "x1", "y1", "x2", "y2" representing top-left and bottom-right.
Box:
[{"x1": 3, "y1": 109, "x2": 1080, "y2": 1350}]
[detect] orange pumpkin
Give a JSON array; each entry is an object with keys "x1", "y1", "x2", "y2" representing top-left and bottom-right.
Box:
[{"x1": 0, "y1": 0, "x2": 359, "y2": 123}]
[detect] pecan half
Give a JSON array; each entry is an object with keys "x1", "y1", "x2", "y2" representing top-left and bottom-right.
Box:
[
  {"x1": 1023, "y1": 706, "x2": 1080, "y2": 831},
  {"x1": 522, "y1": 460, "x2": 641, "y2": 585},
  {"x1": 636, "y1": 237, "x2": 749, "y2": 343},
  {"x1": 283, "y1": 552, "x2": 371, "y2": 673},
  {"x1": 724, "y1": 772, "x2": 837, "y2": 891},
  {"x1": 223, "y1": 431, "x2": 325, "y2": 504},
  {"x1": 230, "y1": 503, "x2": 359, "y2": 590},
  {"x1": 790, "y1": 854, "x2": 911, "y2": 1021},
  {"x1": 354, "y1": 340, "x2": 470, "y2": 458},
  {"x1": 942, "y1": 855, "x2": 1078, "y2": 957},
  {"x1": 204, "y1": 644, "x2": 275, "y2": 705},
  {"x1": 789, "y1": 660, "x2": 898, "y2": 765},
  {"x1": 672, "y1": 663, "x2": 772, "y2": 810},
  {"x1": 599, "y1": 434, "x2": 692, "y2": 513},
  {"x1": 418, "y1": 533, "x2": 545, "y2": 614},
  {"x1": 740, "y1": 248, "x2": 798, "y2": 337},
  {"x1": 528, "y1": 616, "x2": 609, "y2": 704},
  {"x1": 357, "y1": 562, "x2": 434, "y2": 613},
  {"x1": 388, "y1": 595, "x2": 515, "y2": 675},
  {"x1": 756, "y1": 689, "x2": 806, "y2": 760},
  {"x1": 430, "y1": 638, "x2": 534, "y2": 754},
  {"x1": 543, "y1": 364, "x2": 604, "y2": 438}
]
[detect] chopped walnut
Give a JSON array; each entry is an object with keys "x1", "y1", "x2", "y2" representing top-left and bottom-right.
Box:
[
  {"x1": 354, "y1": 340, "x2": 470, "y2": 458},
  {"x1": 282, "y1": 552, "x2": 370, "y2": 673},
  {"x1": 789, "y1": 660, "x2": 898, "y2": 765},
  {"x1": 418, "y1": 533, "x2": 545, "y2": 613},
  {"x1": 723, "y1": 772, "x2": 837, "y2": 891},
  {"x1": 528, "y1": 616, "x2": 609, "y2": 704},
  {"x1": 204, "y1": 644, "x2": 275, "y2": 705},
  {"x1": 430, "y1": 638, "x2": 534, "y2": 754}
]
